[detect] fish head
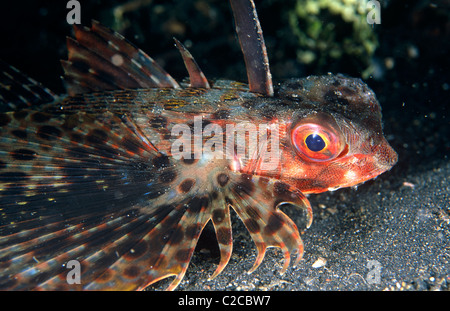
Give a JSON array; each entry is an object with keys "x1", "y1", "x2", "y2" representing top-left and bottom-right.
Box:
[{"x1": 277, "y1": 74, "x2": 398, "y2": 193}]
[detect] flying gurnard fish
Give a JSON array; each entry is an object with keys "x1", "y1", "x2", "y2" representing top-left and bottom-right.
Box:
[{"x1": 0, "y1": 0, "x2": 397, "y2": 290}]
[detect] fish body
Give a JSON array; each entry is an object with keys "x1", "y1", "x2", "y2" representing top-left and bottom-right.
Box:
[{"x1": 0, "y1": 1, "x2": 397, "y2": 290}]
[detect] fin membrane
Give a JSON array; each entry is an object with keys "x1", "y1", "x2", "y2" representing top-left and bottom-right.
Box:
[
  {"x1": 62, "y1": 21, "x2": 180, "y2": 95},
  {"x1": 0, "y1": 109, "x2": 185, "y2": 290},
  {"x1": 224, "y1": 173, "x2": 312, "y2": 274},
  {"x1": 0, "y1": 61, "x2": 57, "y2": 112}
]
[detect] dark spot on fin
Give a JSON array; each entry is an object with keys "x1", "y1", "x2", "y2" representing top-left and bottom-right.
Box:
[
  {"x1": 0, "y1": 61, "x2": 56, "y2": 112},
  {"x1": 10, "y1": 148, "x2": 36, "y2": 161},
  {"x1": 179, "y1": 179, "x2": 195, "y2": 193},
  {"x1": 217, "y1": 173, "x2": 229, "y2": 187},
  {"x1": 153, "y1": 153, "x2": 170, "y2": 169},
  {"x1": 62, "y1": 21, "x2": 180, "y2": 95},
  {"x1": 159, "y1": 169, "x2": 177, "y2": 184},
  {"x1": 173, "y1": 38, "x2": 210, "y2": 89}
]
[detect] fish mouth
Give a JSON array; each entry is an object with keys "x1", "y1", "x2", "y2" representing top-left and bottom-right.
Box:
[
  {"x1": 323, "y1": 139, "x2": 398, "y2": 191},
  {"x1": 349, "y1": 139, "x2": 398, "y2": 187},
  {"x1": 371, "y1": 139, "x2": 398, "y2": 174}
]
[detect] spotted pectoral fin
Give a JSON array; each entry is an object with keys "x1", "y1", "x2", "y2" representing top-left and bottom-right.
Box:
[
  {"x1": 0, "y1": 110, "x2": 233, "y2": 290},
  {"x1": 226, "y1": 173, "x2": 312, "y2": 274},
  {"x1": 62, "y1": 21, "x2": 180, "y2": 95},
  {"x1": 0, "y1": 109, "x2": 193, "y2": 290}
]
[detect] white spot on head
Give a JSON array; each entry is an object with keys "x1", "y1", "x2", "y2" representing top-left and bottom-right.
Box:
[
  {"x1": 344, "y1": 170, "x2": 358, "y2": 182},
  {"x1": 344, "y1": 170, "x2": 358, "y2": 181}
]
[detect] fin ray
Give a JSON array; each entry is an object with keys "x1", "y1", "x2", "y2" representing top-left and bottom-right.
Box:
[
  {"x1": 63, "y1": 21, "x2": 180, "y2": 95},
  {"x1": 0, "y1": 61, "x2": 57, "y2": 111},
  {"x1": 229, "y1": 0, "x2": 273, "y2": 96},
  {"x1": 226, "y1": 174, "x2": 311, "y2": 274},
  {"x1": 173, "y1": 38, "x2": 210, "y2": 89}
]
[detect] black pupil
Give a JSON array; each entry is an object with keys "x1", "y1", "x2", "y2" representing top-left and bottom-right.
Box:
[{"x1": 305, "y1": 134, "x2": 325, "y2": 152}]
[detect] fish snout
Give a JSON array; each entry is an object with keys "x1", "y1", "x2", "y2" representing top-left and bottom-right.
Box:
[{"x1": 372, "y1": 139, "x2": 398, "y2": 172}]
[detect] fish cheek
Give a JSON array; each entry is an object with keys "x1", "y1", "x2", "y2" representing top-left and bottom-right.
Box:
[{"x1": 316, "y1": 161, "x2": 353, "y2": 190}]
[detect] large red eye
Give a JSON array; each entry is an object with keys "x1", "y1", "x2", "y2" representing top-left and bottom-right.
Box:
[{"x1": 292, "y1": 122, "x2": 344, "y2": 162}]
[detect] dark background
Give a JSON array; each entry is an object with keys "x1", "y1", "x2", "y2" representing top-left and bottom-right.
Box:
[{"x1": 0, "y1": 0, "x2": 448, "y2": 290}]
